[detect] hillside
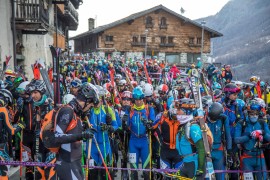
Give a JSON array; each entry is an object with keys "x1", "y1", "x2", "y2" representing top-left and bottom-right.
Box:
[{"x1": 196, "y1": 0, "x2": 270, "y2": 82}]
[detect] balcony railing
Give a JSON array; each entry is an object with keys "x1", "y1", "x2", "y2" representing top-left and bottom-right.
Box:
[
  {"x1": 160, "y1": 43, "x2": 175, "y2": 47},
  {"x1": 64, "y1": 1, "x2": 78, "y2": 22},
  {"x1": 131, "y1": 42, "x2": 146, "y2": 46},
  {"x1": 15, "y1": 0, "x2": 49, "y2": 25}
]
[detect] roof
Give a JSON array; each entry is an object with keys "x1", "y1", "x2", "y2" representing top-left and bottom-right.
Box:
[{"x1": 71, "y1": 4, "x2": 223, "y2": 40}]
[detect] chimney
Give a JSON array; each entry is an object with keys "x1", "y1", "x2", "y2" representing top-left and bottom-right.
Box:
[{"x1": 88, "y1": 18, "x2": 95, "y2": 31}]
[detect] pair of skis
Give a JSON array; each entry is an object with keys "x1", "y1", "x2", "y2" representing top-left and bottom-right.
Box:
[{"x1": 189, "y1": 68, "x2": 216, "y2": 180}]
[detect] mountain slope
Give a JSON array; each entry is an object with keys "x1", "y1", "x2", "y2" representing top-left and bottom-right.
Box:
[{"x1": 196, "y1": 0, "x2": 270, "y2": 82}]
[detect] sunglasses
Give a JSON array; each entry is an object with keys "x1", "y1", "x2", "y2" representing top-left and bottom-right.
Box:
[
  {"x1": 71, "y1": 81, "x2": 80, "y2": 88},
  {"x1": 122, "y1": 98, "x2": 131, "y2": 101}
]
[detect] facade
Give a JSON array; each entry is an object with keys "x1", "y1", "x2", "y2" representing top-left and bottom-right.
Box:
[
  {"x1": 72, "y1": 5, "x2": 222, "y2": 65},
  {"x1": 0, "y1": 0, "x2": 82, "y2": 78}
]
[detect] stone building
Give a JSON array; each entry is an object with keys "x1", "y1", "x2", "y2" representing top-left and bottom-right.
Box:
[
  {"x1": 0, "y1": 0, "x2": 82, "y2": 78},
  {"x1": 71, "y1": 4, "x2": 222, "y2": 65}
]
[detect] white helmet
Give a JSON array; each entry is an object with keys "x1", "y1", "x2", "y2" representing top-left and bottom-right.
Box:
[
  {"x1": 119, "y1": 79, "x2": 127, "y2": 86},
  {"x1": 17, "y1": 81, "x2": 30, "y2": 90},
  {"x1": 142, "y1": 83, "x2": 153, "y2": 97},
  {"x1": 63, "y1": 94, "x2": 75, "y2": 104},
  {"x1": 95, "y1": 85, "x2": 106, "y2": 96},
  {"x1": 88, "y1": 83, "x2": 99, "y2": 97},
  {"x1": 169, "y1": 89, "x2": 178, "y2": 98}
]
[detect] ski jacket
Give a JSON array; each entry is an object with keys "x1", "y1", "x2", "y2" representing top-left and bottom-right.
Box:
[
  {"x1": 169, "y1": 66, "x2": 180, "y2": 79},
  {"x1": 221, "y1": 70, "x2": 232, "y2": 82},
  {"x1": 207, "y1": 114, "x2": 232, "y2": 151},
  {"x1": 127, "y1": 104, "x2": 155, "y2": 138},
  {"x1": 234, "y1": 119, "x2": 270, "y2": 156},
  {"x1": 88, "y1": 105, "x2": 118, "y2": 143}
]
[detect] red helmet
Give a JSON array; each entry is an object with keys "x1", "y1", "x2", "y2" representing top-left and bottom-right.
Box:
[{"x1": 157, "y1": 84, "x2": 169, "y2": 94}]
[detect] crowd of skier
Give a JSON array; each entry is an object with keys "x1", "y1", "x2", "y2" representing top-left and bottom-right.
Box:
[{"x1": 0, "y1": 54, "x2": 269, "y2": 180}]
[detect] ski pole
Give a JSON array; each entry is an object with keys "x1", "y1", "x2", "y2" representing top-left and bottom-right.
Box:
[
  {"x1": 85, "y1": 118, "x2": 92, "y2": 180},
  {"x1": 93, "y1": 136, "x2": 112, "y2": 180},
  {"x1": 149, "y1": 130, "x2": 152, "y2": 180}
]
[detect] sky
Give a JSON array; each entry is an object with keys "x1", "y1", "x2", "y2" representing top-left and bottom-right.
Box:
[{"x1": 69, "y1": 0, "x2": 230, "y2": 37}]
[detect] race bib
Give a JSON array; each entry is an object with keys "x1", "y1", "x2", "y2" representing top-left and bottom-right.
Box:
[
  {"x1": 22, "y1": 151, "x2": 29, "y2": 162},
  {"x1": 160, "y1": 159, "x2": 167, "y2": 169},
  {"x1": 89, "y1": 159, "x2": 95, "y2": 169},
  {"x1": 243, "y1": 172, "x2": 254, "y2": 180},
  {"x1": 128, "y1": 153, "x2": 136, "y2": 163}
]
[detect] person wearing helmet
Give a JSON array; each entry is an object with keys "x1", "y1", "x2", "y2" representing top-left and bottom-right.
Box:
[
  {"x1": 249, "y1": 76, "x2": 263, "y2": 99},
  {"x1": 70, "y1": 78, "x2": 82, "y2": 96},
  {"x1": 0, "y1": 88, "x2": 26, "y2": 179},
  {"x1": 124, "y1": 87, "x2": 155, "y2": 180},
  {"x1": 212, "y1": 82, "x2": 222, "y2": 90},
  {"x1": 14, "y1": 81, "x2": 36, "y2": 179},
  {"x1": 175, "y1": 98, "x2": 206, "y2": 179},
  {"x1": 221, "y1": 64, "x2": 233, "y2": 84},
  {"x1": 222, "y1": 83, "x2": 245, "y2": 179},
  {"x1": 169, "y1": 64, "x2": 180, "y2": 79},
  {"x1": 143, "y1": 83, "x2": 163, "y2": 114},
  {"x1": 157, "y1": 84, "x2": 170, "y2": 111},
  {"x1": 114, "y1": 74, "x2": 122, "y2": 85},
  {"x1": 207, "y1": 102, "x2": 232, "y2": 180},
  {"x1": 152, "y1": 101, "x2": 182, "y2": 171},
  {"x1": 118, "y1": 79, "x2": 127, "y2": 93},
  {"x1": 27, "y1": 79, "x2": 56, "y2": 179},
  {"x1": 235, "y1": 100, "x2": 270, "y2": 180},
  {"x1": 213, "y1": 89, "x2": 223, "y2": 103},
  {"x1": 4, "y1": 69, "x2": 16, "y2": 91},
  {"x1": 42, "y1": 83, "x2": 97, "y2": 180},
  {"x1": 87, "y1": 85, "x2": 118, "y2": 179},
  {"x1": 62, "y1": 94, "x2": 75, "y2": 104}
]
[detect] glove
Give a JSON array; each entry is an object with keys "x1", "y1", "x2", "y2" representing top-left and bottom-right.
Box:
[
  {"x1": 195, "y1": 169, "x2": 204, "y2": 179},
  {"x1": 122, "y1": 114, "x2": 129, "y2": 122},
  {"x1": 15, "y1": 121, "x2": 26, "y2": 133},
  {"x1": 100, "y1": 123, "x2": 114, "y2": 132},
  {"x1": 250, "y1": 130, "x2": 263, "y2": 139},
  {"x1": 82, "y1": 128, "x2": 97, "y2": 139},
  {"x1": 106, "y1": 115, "x2": 112, "y2": 125}
]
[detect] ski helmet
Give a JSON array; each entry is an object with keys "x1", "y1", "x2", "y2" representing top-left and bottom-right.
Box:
[
  {"x1": 5, "y1": 69, "x2": 16, "y2": 78},
  {"x1": 168, "y1": 89, "x2": 179, "y2": 98},
  {"x1": 132, "y1": 87, "x2": 144, "y2": 100},
  {"x1": 28, "y1": 79, "x2": 46, "y2": 94},
  {"x1": 260, "y1": 81, "x2": 265, "y2": 88},
  {"x1": 71, "y1": 78, "x2": 82, "y2": 88},
  {"x1": 115, "y1": 74, "x2": 122, "y2": 80},
  {"x1": 95, "y1": 85, "x2": 106, "y2": 97},
  {"x1": 223, "y1": 83, "x2": 240, "y2": 96},
  {"x1": 212, "y1": 82, "x2": 222, "y2": 90},
  {"x1": 202, "y1": 95, "x2": 213, "y2": 108},
  {"x1": 121, "y1": 91, "x2": 132, "y2": 99},
  {"x1": 16, "y1": 81, "x2": 30, "y2": 94},
  {"x1": 118, "y1": 79, "x2": 127, "y2": 86},
  {"x1": 63, "y1": 94, "x2": 75, "y2": 104},
  {"x1": 157, "y1": 84, "x2": 169, "y2": 94},
  {"x1": 0, "y1": 81, "x2": 7, "y2": 89},
  {"x1": 175, "y1": 98, "x2": 196, "y2": 115},
  {"x1": 250, "y1": 76, "x2": 259, "y2": 83},
  {"x1": 0, "y1": 89, "x2": 13, "y2": 104},
  {"x1": 208, "y1": 102, "x2": 224, "y2": 121},
  {"x1": 213, "y1": 89, "x2": 223, "y2": 99},
  {"x1": 77, "y1": 83, "x2": 99, "y2": 105},
  {"x1": 234, "y1": 81, "x2": 243, "y2": 88},
  {"x1": 142, "y1": 83, "x2": 153, "y2": 97}
]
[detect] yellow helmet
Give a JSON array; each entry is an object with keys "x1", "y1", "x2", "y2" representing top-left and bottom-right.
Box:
[{"x1": 5, "y1": 69, "x2": 16, "y2": 78}]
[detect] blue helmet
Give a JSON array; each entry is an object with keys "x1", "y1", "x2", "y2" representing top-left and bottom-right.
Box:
[
  {"x1": 212, "y1": 82, "x2": 222, "y2": 90},
  {"x1": 260, "y1": 81, "x2": 265, "y2": 88},
  {"x1": 132, "y1": 87, "x2": 144, "y2": 100}
]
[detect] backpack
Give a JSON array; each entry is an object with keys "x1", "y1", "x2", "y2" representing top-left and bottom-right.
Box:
[
  {"x1": 185, "y1": 120, "x2": 214, "y2": 150},
  {"x1": 40, "y1": 105, "x2": 77, "y2": 153}
]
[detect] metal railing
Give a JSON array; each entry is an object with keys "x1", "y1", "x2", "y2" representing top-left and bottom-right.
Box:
[{"x1": 15, "y1": 0, "x2": 49, "y2": 24}]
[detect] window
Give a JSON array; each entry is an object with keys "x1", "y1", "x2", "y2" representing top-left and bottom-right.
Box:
[
  {"x1": 160, "y1": 36, "x2": 166, "y2": 44},
  {"x1": 132, "y1": 36, "x2": 138, "y2": 43},
  {"x1": 141, "y1": 36, "x2": 146, "y2": 43},
  {"x1": 146, "y1": 16, "x2": 152, "y2": 25},
  {"x1": 168, "y1": 37, "x2": 174, "y2": 44},
  {"x1": 160, "y1": 17, "x2": 167, "y2": 25},
  {"x1": 105, "y1": 35, "x2": 113, "y2": 42},
  {"x1": 197, "y1": 37, "x2": 202, "y2": 45},
  {"x1": 189, "y1": 37, "x2": 194, "y2": 44}
]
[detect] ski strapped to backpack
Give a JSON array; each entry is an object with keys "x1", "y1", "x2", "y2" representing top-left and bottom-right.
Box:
[{"x1": 190, "y1": 68, "x2": 216, "y2": 180}]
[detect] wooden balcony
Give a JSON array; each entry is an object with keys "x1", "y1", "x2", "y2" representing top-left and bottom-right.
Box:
[
  {"x1": 15, "y1": 0, "x2": 49, "y2": 33},
  {"x1": 63, "y1": 1, "x2": 79, "y2": 30},
  {"x1": 53, "y1": 33, "x2": 66, "y2": 49}
]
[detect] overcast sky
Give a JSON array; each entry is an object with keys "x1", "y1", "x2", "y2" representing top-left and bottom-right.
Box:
[{"x1": 70, "y1": 0, "x2": 230, "y2": 37}]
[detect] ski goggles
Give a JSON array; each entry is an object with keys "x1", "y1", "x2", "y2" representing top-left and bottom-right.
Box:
[
  {"x1": 122, "y1": 98, "x2": 131, "y2": 101},
  {"x1": 16, "y1": 88, "x2": 25, "y2": 94},
  {"x1": 71, "y1": 81, "x2": 80, "y2": 88}
]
